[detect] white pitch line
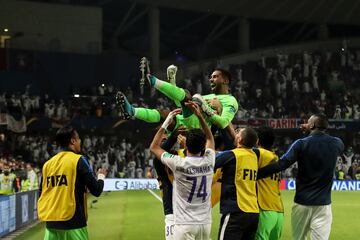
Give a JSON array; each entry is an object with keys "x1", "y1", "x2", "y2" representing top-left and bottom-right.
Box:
[{"x1": 147, "y1": 189, "x2": 162, "y2": 202}]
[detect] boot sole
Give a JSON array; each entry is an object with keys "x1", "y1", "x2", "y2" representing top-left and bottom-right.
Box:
[{"x1": 115, "y1": 91, "x2": 132, "y2": 120}]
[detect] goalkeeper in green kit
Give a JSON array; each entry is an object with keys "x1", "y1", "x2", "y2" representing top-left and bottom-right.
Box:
[{"x1": 117, "y1": 63, "x2": 238, "y2": 132}]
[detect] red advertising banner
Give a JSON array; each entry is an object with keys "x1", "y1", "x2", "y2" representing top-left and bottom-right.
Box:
[{"x1": 268, "y1": 118, "x2": 299, "y2": 129}]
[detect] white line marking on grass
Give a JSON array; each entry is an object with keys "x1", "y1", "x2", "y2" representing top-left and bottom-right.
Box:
[{"x1": 147, "y1": 189, "x2": 162, "y2": 202}]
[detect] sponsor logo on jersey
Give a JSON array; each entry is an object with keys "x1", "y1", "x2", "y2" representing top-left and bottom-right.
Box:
[
  {"x1": 242, "y1": 169, "x2": 257, "y2": 181},
  {"x1": 46, "y1": 175, "x2": 68, "y2": 187}
]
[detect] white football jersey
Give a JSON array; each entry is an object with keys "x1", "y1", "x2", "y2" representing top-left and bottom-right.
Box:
[{"x1": 161, "y1": 148, "x2": 215, "y2": 225}]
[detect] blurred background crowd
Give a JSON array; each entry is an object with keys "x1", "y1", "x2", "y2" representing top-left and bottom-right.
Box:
[
  {"x1": 1, "y1": 0, "x2": 360, "y2": 195},
  {"x1": 1, "y1": 49, "x2": 360, "y2": 196}
]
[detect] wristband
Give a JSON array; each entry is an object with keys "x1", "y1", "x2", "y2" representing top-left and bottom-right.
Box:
[
  {"x1": 161, "y1": 114, "x2": 174, "y2": 130},
  {"x1": 97, "y1": 173, "x2": 105, "y2": 180}
]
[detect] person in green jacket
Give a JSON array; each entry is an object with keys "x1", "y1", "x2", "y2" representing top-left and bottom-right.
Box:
[{"x1": 117, "y1": 65, "x2": 238, "y2": 132}]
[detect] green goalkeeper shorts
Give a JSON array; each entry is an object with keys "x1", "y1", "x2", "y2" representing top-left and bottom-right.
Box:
[
  {"x1": 44, "y1": 227, "x2": 89, "y2": 240},
  {"x1": 255, "y1": 210, "x2": 284, "y2": 240}
]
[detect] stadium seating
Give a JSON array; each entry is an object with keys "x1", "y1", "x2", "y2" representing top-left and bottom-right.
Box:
[{"x1": 1, "y1": 49, "x2": 360, "y2": 181}]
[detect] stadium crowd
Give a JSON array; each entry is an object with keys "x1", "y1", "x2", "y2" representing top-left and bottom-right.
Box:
[
  {"x1": 0, "y1": 133, "x2": 155, "y2": 192},
  {"x1": 0, "y1": 156, "x2": 39, "y2": 194},
  {"x1": 1, "y1": 51, "x2": 360, "y2": 120},
  {"x1": 1, "y1": 49, "x2": 360, "y2": 195}
]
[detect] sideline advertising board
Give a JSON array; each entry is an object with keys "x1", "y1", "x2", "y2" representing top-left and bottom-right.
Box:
[
  {"x1": 280, "y1": 179, "x2": 360, "y2": 191},
  {"x1": 103, "y1": 178, "x2": 159, "y2": 191}
]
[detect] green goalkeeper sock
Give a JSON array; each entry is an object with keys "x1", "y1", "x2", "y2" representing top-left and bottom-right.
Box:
[
  {"x1": 150, "y1": 75, "x2": 186, "y2": 103},
  {"x1": 134, "y1": 108, "x2": 161, "y2": 123}
]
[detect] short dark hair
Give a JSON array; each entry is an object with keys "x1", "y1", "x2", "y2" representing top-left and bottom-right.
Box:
[
  {"x1": 241, "y1": 127, "x2": 258, "y2": 148},
  {"x1": 257, "y1": 126, "x2": 275, "y2": 149},
  {"x1": 214, "y1": 68, "x2": 231, "y2": 84},
  {"x1": 55, "y1": 125, "x2": 77, "y2": 148},
  {"x1": 312, "y1": 113, "x2": 328, "y2": 130},
  {"x1": 214, "y1": 135, "x2": 225, "y2": 151},
  {"x1": 186, "y1": 128, "x2": 206, "y2": 154}
]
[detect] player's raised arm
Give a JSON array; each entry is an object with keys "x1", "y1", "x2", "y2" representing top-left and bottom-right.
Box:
[
  {"x1": 150, "y1": 109, "x2": 182, "y2": 160},
  {"x1": 185, "y1": 101, "x2": 215, "y2": 150},
  {"x1": 209, "y1": 97, "x2": 238, "y2": 129}
]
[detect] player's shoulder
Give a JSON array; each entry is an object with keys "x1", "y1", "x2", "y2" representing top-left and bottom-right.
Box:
[
  {"x1": 259, "y1": 147, "x2": 278, "y2": 162},
  {"x1": 162, "y1": 151, "x2": 180, "y2": 159},
  {"x1": 258, "y1": 147, "x2": 275, "y2": 155},
  {"x1": 329, "y1": 135, "x2": 344, "y2": 149},
  {"x1": 225, "y1": 95, "x2": 239, "y2": 108},
  {"x1": 203, "y1": 93, "x2": 215, "y2": 99},
  {"x1": 290, "y1": 138, "x2": 304, "y2": 148},
  {"x1": 204, "y1": 148, "x2": 216, "y2": 165},
  {"x1": 161, "y1": 151, "x2": 182, "y2": 164},
  {"x1": 204, "y1": 148, "x2": 216, "y2": 157},
  {"x1": 78, "y1": 155, "x2": 93, "y2": 172},
  {"x1": 224, "y1": 94, "x2": 237, "y2": 101},
  {"x1": 329, "y1": 135, "x2": 343, "y2": 143},
  {"x1": 219, "y1": 94, "x2": 237, "y2": 102},
  {"x1": 216, "y1": 149, "x2": 236, "y2": 159}
]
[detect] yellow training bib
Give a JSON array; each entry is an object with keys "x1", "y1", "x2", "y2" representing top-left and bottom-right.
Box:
[
  {"x1": 257, "y1": 148, "x2": 284, "y2": 212},
  {"x1": 232, "y1": 148, "x2": 259, "y2": 213},
  {"x1": 38, "y1": 151, "x2": 81, "y2": 221}
]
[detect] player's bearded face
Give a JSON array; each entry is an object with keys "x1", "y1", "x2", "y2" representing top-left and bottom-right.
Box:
[
  {"x1": 301, "y1": 118, "x2": 314, "y2": 135},
  {"x1": 209, "y1": 70, "x2": 225, "y2": 92}
]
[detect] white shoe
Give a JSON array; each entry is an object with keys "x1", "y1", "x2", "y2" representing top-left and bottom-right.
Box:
[
  {"x1": 167, "y1": 64, "x2": 178, "y2": 85},
  {"x1": 192, "y1": 94, "x2": 214, "y2": 117}
]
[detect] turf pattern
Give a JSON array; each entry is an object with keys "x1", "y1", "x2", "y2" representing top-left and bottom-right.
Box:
[{"x1": 15, "y1": 190, "x2": 360, "y2": 240}]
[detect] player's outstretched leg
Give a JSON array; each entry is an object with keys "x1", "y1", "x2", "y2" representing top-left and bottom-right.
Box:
[
  {"x1": 167, "y1": 64, "x2": 181, "y2": 107},
  {"x1": 116, "y1": 91, "x2": 161, "y2": 123},
  {"x1": 148, "y1": 74, "x2": 187, "y2": 104},
  {"x1": 141, "y1": 57, "x2": 184, "y2": 103},
  {"x1": 167, "y1": 64, "x2": 178, "y2": 86},
  {"x1": 116, "y1": 91, "x2": 134, "y2": 120},
  {"x1": 148, "y1": 74, "x2": 195, "y2": 119}
]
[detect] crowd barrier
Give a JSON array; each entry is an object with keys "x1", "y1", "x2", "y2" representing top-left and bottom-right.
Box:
[
  {"x1": 281, "y1": 179, "x2": 360, "y2": 191},
  {"x1": 0, "y1": 190, "x2": 38, "y2": 237},
  {"x1": 103, "y1": 178, "x2": 360, "y2": 191},
  {"x1": 103, "y1": 178, "x2": 160, "y2": 191}
]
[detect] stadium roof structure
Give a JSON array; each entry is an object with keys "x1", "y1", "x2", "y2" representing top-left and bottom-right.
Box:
[
  {"x1": 130, "y1": 0, "x2": 360, "y2": 25},
  {"x1": 21, "y1": 0, "x2": 360, "y2": 60},
  {"x1": 29, "y1": 0, "x2": 360, "y2": 25}
]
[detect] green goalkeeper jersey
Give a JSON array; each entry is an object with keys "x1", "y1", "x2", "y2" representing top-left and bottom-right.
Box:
[
  {"x1": 174, "y1": 94, "x2": 238, "y2": 130},
  {"x1": 203, "y1": 94, "x2": 238, "y2": 129}
]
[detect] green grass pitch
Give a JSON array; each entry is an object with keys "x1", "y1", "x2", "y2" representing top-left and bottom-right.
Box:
[{"x1": 15, "y1": 190, "x2": 360, "y2": 240}]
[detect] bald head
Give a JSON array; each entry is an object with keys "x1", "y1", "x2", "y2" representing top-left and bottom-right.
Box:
[{"x1": 308, "y1": 114, "x2": 328, "y2": 131}]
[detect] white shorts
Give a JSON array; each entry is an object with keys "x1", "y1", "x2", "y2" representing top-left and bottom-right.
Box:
[
  {"x1": 165, "y1": 214, "x2": 175, "y2": 240},
  {"x1": 174, "y1": 223, "x2": 211, "y2": 240},
  {"x1": 291, "y1": 203, "x2": 332, "y2": 240}
]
